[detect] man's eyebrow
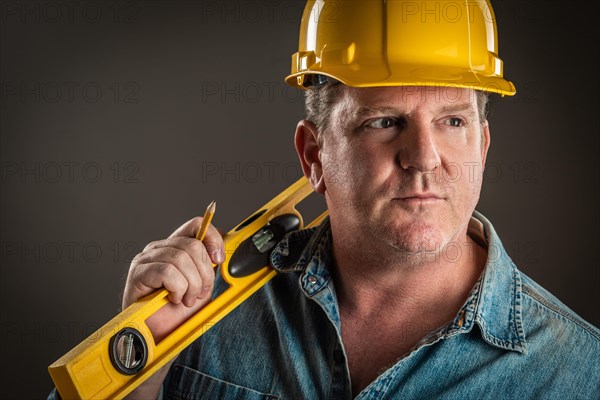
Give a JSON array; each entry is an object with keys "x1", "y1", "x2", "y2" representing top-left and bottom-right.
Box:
[
  {"x1": 437, "y1": 103, "x2": 478, "y2": 118},
  {"x1": 351, "y1": 105, "x2": 403, "y2": 120}
]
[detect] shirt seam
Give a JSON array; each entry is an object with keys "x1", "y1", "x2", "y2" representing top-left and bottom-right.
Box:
[
  {"x1": 173, "y1": 365, "x2": 283, "y2": 398},
  {"x1": 522, "y1": 284, "x2": 600, "y2": 341}
]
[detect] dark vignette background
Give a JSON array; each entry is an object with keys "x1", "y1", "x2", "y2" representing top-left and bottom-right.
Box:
[{"x1": 0, "y1": 0, "x2": 598, "y2": 398}]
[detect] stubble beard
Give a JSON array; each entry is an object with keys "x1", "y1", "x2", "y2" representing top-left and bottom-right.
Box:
[
  {"x1": 368, "y1": 210, "x2": 457, "y2": 268},
  {"x1": 364, "y1": 173, "x2": 462, "y2": 268}
]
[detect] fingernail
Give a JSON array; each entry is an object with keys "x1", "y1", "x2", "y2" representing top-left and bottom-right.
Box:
[
  {"x1": 184, "y1": 297, "x2": 196, "y2": 308},
  {"x1": 212, "y1": 249, "x2": 224, "y2": 264}
]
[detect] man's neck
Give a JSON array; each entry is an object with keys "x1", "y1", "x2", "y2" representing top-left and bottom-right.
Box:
[
  {"x1": 330, "y1": 228, "x2": 487, "y2": 321},
  {"x1": 329, "y1": 222, "x2": 488, "y2": 396}
]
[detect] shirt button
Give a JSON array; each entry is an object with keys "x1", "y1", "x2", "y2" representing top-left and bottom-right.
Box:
[{"x1": 307, "y1": 275, "x2": 317, "y2": 285}]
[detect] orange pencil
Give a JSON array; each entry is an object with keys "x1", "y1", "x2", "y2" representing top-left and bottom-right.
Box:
[{"x1": 196, "y1": 200, "x2": 216, "y2": 241}]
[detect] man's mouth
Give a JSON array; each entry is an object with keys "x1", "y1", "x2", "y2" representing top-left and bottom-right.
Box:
[{"x1": 394, "y1": 192, "x2": 445, "y2": 204}]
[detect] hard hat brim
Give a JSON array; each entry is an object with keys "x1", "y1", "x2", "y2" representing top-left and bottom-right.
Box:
[{"x1": 285, "y1": 68, "x2": 516, "y2": 97}]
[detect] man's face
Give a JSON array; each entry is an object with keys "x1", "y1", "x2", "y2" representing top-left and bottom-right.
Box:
[{"x1": 317, "y1": 86, "x2": 490, "y2": 258}]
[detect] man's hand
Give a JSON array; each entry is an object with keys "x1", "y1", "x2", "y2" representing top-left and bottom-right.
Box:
[
  {"x1": 122, "y1": 217, "x2": 225, "y2": 399},
  {"x1": 122, "y1": 216, "x2": 225, "y2": 342}
]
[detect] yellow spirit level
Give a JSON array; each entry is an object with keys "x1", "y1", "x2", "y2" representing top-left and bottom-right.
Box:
[{"x1": 48, "y1": 177, "x2": 327, "y2": 399}]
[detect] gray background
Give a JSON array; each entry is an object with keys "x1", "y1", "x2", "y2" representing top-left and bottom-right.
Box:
[{"x1": 0, "y1": 0, "x2": 598, "y2": 398}]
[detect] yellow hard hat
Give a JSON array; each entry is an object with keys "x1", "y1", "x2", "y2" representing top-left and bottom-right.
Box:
[{"x1": 285, "y1": 0, "x2": 516, "y2": 96}]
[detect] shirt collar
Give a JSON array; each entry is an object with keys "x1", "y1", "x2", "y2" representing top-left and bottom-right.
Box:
[
  {"x1": 270, "y1": 217, "x2": 334, "y2": 297},
  {"x1": 467, "y1": 210, "x2": 528, "y2": 353},
  {"x1": 270, "y1": 211, "x2": 527, "y2": 353}
]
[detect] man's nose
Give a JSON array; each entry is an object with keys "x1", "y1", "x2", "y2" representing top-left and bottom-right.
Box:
[{"x1": 397, "y1": 123, "x2": 441, "y2": 172}]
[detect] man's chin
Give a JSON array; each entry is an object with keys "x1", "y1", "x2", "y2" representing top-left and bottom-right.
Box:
[
  {"x1": 390, "y1": 238, "x2": 444, "y2": 254},
  {"x1": 384, "y1": 222, "x2": 447, "y2": 254}
]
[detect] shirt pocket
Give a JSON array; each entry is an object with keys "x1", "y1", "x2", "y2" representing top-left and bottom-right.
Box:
[{"x1": 164, "y1": 364, "x2": 281, "y2": 400}]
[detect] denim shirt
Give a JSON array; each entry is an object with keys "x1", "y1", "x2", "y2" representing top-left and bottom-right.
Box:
[
  {"x1": 156, "y1": 211, "x2": 600, "y2": 399},
  {"x1": 47, "y1": 211, "x2": 600, "y2": 399}
]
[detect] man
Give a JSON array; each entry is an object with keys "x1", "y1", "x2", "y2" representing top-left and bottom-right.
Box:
[{"x1": 51, "y1": 0, "x2": 599, "y2": 398}]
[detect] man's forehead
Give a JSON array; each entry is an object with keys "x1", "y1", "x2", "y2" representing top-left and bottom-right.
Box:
[{"x1": 342, "y1": 85, "x2": 478, "y2": 112}]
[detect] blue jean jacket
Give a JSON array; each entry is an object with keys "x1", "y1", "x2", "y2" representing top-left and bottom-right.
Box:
[{"x1": 49, "y1": 211, "x2": 600, "y2": 399}]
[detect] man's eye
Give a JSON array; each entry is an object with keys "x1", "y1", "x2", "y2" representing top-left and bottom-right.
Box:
[
  {"x1": 444, "y1": 118, "x2": 465, "y2": 127},
  {"x1": 367, "y1": 118, "x2": 397, "y2": 129}
]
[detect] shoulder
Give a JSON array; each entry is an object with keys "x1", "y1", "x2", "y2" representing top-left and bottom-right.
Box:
[
  {"x1": 518, "y1": 270, "x2": 600, "y2": 343},
  {"x1": 509, "y1": 270, "x2": 600, "y2": 395},
  {"x1": 473, "y1": 210, "x2": 600, "y2": 345}
]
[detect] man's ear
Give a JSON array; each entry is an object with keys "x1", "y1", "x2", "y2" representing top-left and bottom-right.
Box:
[{"x1": 294, "y1": 120, "x2": 326, "y2": 194}]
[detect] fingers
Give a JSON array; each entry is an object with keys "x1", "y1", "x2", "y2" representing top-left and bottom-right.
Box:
[
  {"x1": 137, "y1": 240, "x2": 215, "y2": 305},
  {"x1": 167, "y1": 217, "x2": 225, "y2": 265},
  {"x1": 123, "y1": 216, "x2": 224, "y2": 310}
]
